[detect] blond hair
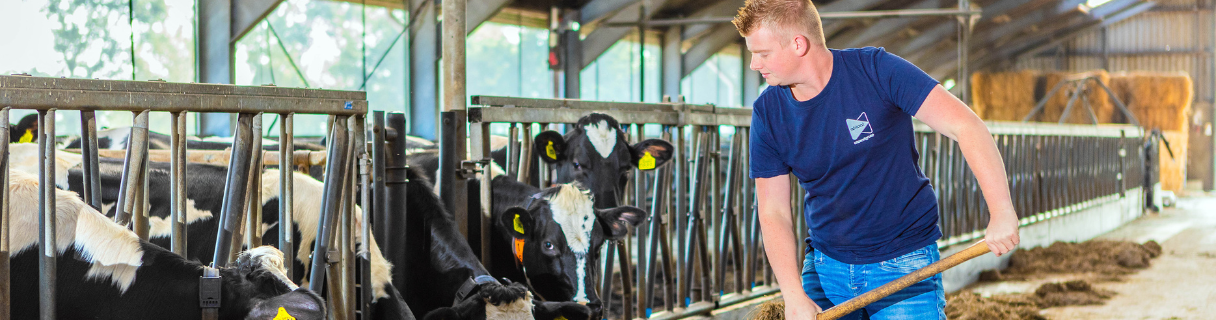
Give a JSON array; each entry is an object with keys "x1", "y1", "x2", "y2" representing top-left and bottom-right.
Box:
[{"x1": 732, "y1": 0, "x2": 826, "y2": 46}]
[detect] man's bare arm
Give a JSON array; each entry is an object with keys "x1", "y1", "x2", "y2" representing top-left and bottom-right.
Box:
[
  {"x1": 915, "y1": 85, "x2": 1020, "y2": 256},
  {"x1": 756, "y1": 174, "x2": 820, "y2": 318}
]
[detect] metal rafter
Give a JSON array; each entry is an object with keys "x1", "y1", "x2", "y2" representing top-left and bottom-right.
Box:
[
  {"x1": 581, "y1": 0, "x2": 674, "y2": 68},
  {"x1": 681, "y1": 25, "x2": 740, "y2": 78}
]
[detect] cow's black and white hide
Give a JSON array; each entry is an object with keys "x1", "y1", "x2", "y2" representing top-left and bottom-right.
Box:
[
  {"x1": 394, "y1": 166, "x2": 592, "y2": 320},
  {"x1": 6, "y1": 169, "x2": 326, "y2": 320},
  {"x1": 488, "y1": 176, "x2": 646, "y2": 317},
  {"x1": 8, "y1": 113, "x2": 38, "y2": 143},
  {"x1": 6, "y1": 144, "x2": 412, "y2": 320}
]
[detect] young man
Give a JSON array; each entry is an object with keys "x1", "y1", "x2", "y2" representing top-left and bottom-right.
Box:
[{"x1": 732, "y1": 0, "x2": 1020, "y2": 319}]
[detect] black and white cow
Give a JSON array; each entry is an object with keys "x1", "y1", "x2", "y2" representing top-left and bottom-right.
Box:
[
  {"x1": 409, "y1": 113, "x2": 672, "y2": 210},
  {"x1": 7, "y1": 143, "x2": 413, "y2": 320},
  {"x1": 486, "y1": 176, "x2": 646, "y2": 316},
  {"x1": 8, "y1": 113, "x2": 38, "y2": 143},
  {"x1": 394, "y1": 165, "x2": 591, "y2": 320},
  {"x1": 6, "y1": 169, "x2": 326, "y2": 319}
]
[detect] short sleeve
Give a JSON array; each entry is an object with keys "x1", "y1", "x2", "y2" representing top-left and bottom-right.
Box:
[
  {"x1": 749, "y1": 104, "x2": 791, "y2": 179},
  {"x1": 874, "y1": 48, "x2": 939, "y2": 116}
]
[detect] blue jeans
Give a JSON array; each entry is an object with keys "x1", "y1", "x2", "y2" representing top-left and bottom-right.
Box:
[{"x1": 801, "y1": 243, "x2": 946, "y2": 320}]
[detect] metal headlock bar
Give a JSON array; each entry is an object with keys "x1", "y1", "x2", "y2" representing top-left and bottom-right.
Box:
[
  {"x1": 1, "y1": 75, "x2": 369, "y2": 320},
  {"x1": 459, "y1": 95, "x2": 1150, "y2": 320}
]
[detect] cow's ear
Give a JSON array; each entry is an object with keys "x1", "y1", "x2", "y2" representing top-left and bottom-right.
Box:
[
  {"x1": 631, "y1": 139, "x2": 673, "y2": 171},
  {"x1": 245, "y1": 289, "x2": 326, "y2": 320},
  {"x1": 596, "y1": 206, "x2": 646, "y2": 239},
  {"x1": 533, "y1": 131, "x2": 566, "y2": 163},
  {"x1": 498, "y1": 207, "x2": 533, "y2": 239}
]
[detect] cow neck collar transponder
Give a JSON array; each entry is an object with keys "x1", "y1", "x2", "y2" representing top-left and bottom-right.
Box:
[
  {"x1": 513, "y1": 193, "x2": 547, "y2": 301},
  {"x1": 454, "y1": 275, "x2": 501, "y2": 305},
  {"x1": 200, "y1": 264, "x2": 222, "y2": 320}
]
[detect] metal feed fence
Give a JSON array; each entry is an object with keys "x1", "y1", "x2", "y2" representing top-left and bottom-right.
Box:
[
  {"x1": 0, "y1": 75, "x2": 372, "y2": 320},
  {"x1": 455, "y1": 96, "x2": 1148, "y2": 320}
]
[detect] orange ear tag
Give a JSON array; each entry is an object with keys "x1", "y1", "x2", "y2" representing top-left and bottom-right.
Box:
[{"x1": 513, "y1": 238, "x2": 526, "y2": 264}]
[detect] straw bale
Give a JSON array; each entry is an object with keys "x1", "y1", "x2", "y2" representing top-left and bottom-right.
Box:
[
  {"x1": 1108, "y1": 72, "x2": 1193, "y2": 131},
  {"x1": 1159, "y1": 130, "x2": 1189, "y2": 193},
  {"x1": 1038, "y1": 70, "x2": 1114, "y2": 124},
  {"x1": 970, "y1": 70, "x2": 1038, "y2": 121}
]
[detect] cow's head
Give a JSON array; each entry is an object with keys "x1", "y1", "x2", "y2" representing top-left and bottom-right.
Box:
[
  {"x1": 496, "y1": 183, "x2": 645, "y2": 315},
  {"x1": 9, "y1": 113, "x2": 39, "y2": 143},
  {"x1": 534, "y1": 113, "x2": 673, "y2": 209},
  {"x1": 225, "y1": 246, "x2": 328, "y2": 320}
]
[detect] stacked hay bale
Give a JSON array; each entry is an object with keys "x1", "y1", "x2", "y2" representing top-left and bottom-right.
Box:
[
  {"x1": 1039, "y1": 70, "x2": 1115, "y2": 124},
  {"x1": 970, "y1": 70, "x2": 1039, "y2": 121},
  {"x1": 1108, "y1": 72, "x2": 1193, "y2": 193}
]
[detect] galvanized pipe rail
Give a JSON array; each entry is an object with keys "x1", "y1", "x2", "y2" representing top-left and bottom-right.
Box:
[
  {"x1": 0, "y1": 75, "x2": 368, "y2": 320},
  {"x1": 462, "y1": 95, "x2": 1149, "y2": 320}
]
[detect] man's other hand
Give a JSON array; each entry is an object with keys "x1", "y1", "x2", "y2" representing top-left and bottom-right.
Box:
[
  {"x1": 785, "y1": 295, "x2": 822, "y2": 320},
  {"x1": 985, "y1": 209, "x2": 1020, "y2": 256}
]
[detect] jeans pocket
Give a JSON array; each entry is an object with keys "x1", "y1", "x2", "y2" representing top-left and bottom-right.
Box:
[
  {"x1": 813, "y1": 250, "x2": 826, "y2": 266},
  {"x1": 879, "y1": 248, "x2": 932, "y2": 273}
]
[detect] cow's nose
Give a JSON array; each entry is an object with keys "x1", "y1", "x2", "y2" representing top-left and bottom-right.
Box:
[{"x1": 585, "y1": 301, "x2": 603, "y2": 318}]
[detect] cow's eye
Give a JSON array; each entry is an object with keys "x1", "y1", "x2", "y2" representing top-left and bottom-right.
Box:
[
  {"x1": 544, "y1": 242, "x2": 554, "y2": 250},
  {"x1": 572, "y1": 162, "x2": 582, "y2": 170}
]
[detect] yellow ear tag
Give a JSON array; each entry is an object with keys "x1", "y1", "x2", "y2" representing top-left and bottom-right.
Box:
[
  {"x1": 272, "y1": 307, "x2": 296, "y2": 320},
  {"x1": 513, "y1": 214, "x2": 525, "y2": 234},
  {"x1": 638, "y1": 151, "x2": 656, "y2": 170},
  {"x1": 545, "y1": 141, "x2": 557, "y2": 160},
  {"x1": 17, "y1": 129, "x2": 34, "y2": 143},
  {"x1": 555, "y1": 316, "x2": 568, "y2": 320}
]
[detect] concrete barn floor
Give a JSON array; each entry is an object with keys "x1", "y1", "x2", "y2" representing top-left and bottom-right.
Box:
[{"x1": 968, "y1": 194, "x2": 1216, "y2": 320}]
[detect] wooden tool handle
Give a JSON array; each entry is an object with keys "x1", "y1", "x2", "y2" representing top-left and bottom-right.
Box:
[{"x1": 817, "y1": 240, "x2": 991, "y2": 320}]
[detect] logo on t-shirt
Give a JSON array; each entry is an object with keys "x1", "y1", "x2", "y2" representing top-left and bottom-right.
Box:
[{"x1": 846, "y1": 112, "x2": 874, "y2": 144}]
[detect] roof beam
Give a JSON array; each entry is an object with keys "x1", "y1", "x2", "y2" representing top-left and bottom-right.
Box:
[
  {"x1": 231, "y1": 0, "x2": 283, "y2": 41},
  {"x1": 827, "y1": 0, "x2": 942, "y2": 49},
  {"x1": 820, "y1": 0, "x2": 889, "y2": 37},
  {"x1": 930, "y1": 0, "x2": 1154, "y2": 78},
  {"x1": 468, "y1": 0, "x2": 512, "y2": 32},
  {"x1": 581, "y1": 0, "x2": 640, "y2": 24},
  {"x1": 681, "y1": 25, "x2": 739, "y2": 78},
  {"x1": 974, "y1": 0, "x2": 1087, "y2": 46},
  {"x1": 893, "y1": 0, "x2": 1034, "y2": 54},
  {"x1": 682, "y1": 0, "x2": 744, "y2": 41},
  {"x1": 581, "y1": 0, "x2": 674, "y2": 68}
]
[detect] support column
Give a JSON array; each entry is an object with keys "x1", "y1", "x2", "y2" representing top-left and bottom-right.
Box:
[
  {"x1": 562, "y1": 9, "x2": 583, "y2": 98},
  {"x1": 409, "y1": 0, "x2": 440, "y2": 139},
  {"x1": 662, "y1": 26, "x2": 682, "y2": 99},
  {"x1": 197, "y1": 0, "x2": 234, "y2": 136}
]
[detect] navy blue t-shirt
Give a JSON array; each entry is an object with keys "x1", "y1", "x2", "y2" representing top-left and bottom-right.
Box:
[{"x1": 749, "y1": 47, "x2": 942, "y2": 264}]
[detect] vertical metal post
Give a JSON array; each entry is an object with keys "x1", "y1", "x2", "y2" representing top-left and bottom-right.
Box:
[
  {"x1": 442, "y1": 0, "x2": 466, "y2": 113},
  {"x1": 245, "y1": 114, "x2": 265, "y2": 250},
  {"x1": 383, "y1": 112, "x2": 410, "y2": 289},
  {"x1": 170, "y1": 111, "x2": 189, "y2": 256},
  {"x1": 213, "y1": 113, "x2": 257, "y2": 267},
  {"x1": 37, "y1": 109, "x2": 57, "y2": 320},
  {"x1": 359, "y1": 141, "x2": 374, "y2": 320},
  {"x1": 518, "y1": 123, "x2": 534, "y2": 184},
  {"x1": 438, "y1": 111, "x2": 468, "y2": 238},
  {"x1": 956, "y1": 0, "x2": 971, "y2": 104},
  {"x1": 0, "y1": 108, "x2": 10, "y2": 318},
  {"x1": 471, "y1": 121, "x2": 493, "y2": 267},
  {"x1": 80, "y1": 110, "x2": 103, "y2": 211},
  {"x1": 279, "y1": 113, "x2": 295, "y2": 278},
  {"x1": 115, "y1": 110, "x2": 150, "y2": 226},
  {"x1": 309, "y1": 115, "x2": 351, "y2": 292},
  {"x1": 506, "y1": 123, "x2": 520, "y2": 177}
]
